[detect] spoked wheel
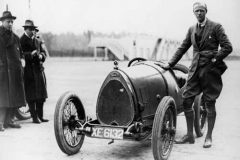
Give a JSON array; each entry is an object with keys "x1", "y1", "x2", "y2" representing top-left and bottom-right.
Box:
[
  {"x1": 152, "y1": 96, "x2": 177, "y2": 160},
  {"x1": 15, "y1": 105, "x2": 31, "y2": 120},
  {"x1": 128, "y1": 57, "x2": 147, "y2": 67},
  {"x1": 194, "y1": 93, "x2": 207, "y2": 137},
  {"x1": 54, "y1": 91, "x2": 86, "y2": 155}
]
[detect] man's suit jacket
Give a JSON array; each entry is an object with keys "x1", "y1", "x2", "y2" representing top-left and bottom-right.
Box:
[{"x1": 169, "y1": 19, "x2": 233, "y2": 80}]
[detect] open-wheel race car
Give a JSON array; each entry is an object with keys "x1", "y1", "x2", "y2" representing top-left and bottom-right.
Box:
[{"x1": 54, "y1": 58, "x2": 207, "y2": 160}]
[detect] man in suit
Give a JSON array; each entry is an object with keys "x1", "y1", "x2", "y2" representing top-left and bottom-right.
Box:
[
  {"x1": 0, "y1": 11, "x2": 26, "y2": 131},
  {"x1": 20, "y1": 20, "x2": 48, "y2": 124},
  {"x1": 161, "y1": 2, "x2": 232, "y2": 148}
]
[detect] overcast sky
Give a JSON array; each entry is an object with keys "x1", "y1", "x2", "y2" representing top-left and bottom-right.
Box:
[{"x1": 1, "y1": 0, "x2": 240, "y2": 52}]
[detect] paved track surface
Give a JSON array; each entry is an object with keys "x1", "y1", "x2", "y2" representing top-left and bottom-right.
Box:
[{"x1": 0, "y1": 59, "x2": 239, "y2": 160}]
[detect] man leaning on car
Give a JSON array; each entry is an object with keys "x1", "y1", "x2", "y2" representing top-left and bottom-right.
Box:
[{"x1": 161, "y1": 2, "x2": 232, "y2": 148}]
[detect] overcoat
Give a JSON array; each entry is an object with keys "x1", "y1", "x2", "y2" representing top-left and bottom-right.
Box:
[
  {"x1": 168, "y1": 19, "x2": 232, "y2": 99},
  {"x1": 20, "y1": 33, "x2": 48, "y2": 102},
  {"x1": 0, "y1": 26, "x2": 26, "y2": 108}
]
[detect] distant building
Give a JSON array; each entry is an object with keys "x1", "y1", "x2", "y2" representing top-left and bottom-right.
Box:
[{"x1": 89, "y1": 34, "x2": 191, "y2": 61}]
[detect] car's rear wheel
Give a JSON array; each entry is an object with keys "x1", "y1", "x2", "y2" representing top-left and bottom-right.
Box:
[
  {"x1": 194, "y1": 93, "x2": 207, "y2": 137},
  {"x1": 54, "y1": 91, "x2": 86, "y2": 155},
  {"x1": 15, "y1": 105, "x2": 31, "y2": 120},
  {"x1": 152, "y1": 96, "x2": 177, "y2": 160}
]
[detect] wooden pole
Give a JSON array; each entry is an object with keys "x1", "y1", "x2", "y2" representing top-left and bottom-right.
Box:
[
  {"x1": 28, "y1": 0, "x2": 31, "y2": 19},
  {"x1": 94, "y1": 47, "x2": 97, "y2": 60},
  {"x1": 104, "y1": 47, "x2": 108, "y2": 61},
  {"x1": 6, "y1": 4, "x2": 8, "y2": 11}
]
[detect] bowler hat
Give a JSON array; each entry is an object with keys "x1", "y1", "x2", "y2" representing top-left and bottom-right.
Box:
[
  {"x1": 22, "y1": 20, "x2": 37, "y2": 28},
  {"x1": 0, "y1": 11, "x2": 16, "y2": 21}
]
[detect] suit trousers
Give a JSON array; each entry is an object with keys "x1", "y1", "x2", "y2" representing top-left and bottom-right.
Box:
[
  {"x1": 182, "y1": 61, "x2": 222, "y2": 112},
  {"x1": 0, "y1": 108, "x2": 7, "y2": 125},
  {"x1": 28, "y1": 101, "x2": 45, "y2": 120},
  {"x1": 183, "y1": 61, "x2": 223, "y2": 101}
]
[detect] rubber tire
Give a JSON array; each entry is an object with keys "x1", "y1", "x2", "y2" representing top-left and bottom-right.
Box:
[
  {"x1": 128, "y1": 57, "x2": 147, "y2": 67},
  {"x1": 172, "y1": 64, "x2": 189, "y2": 74},
  {"x1": 152, "y1": 96, "x2": 177, "y2": 160},
  {"x1": 54, "y1": 91, "x2": 86, "y2": 155},
  {"x1": 194, "y1": 93, "x2": 207, "y2": 137},
  {"x1": 15, "y1": 105, "x2": 31, "y2": 120}
]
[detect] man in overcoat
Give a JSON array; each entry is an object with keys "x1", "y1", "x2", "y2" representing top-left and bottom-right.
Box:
[
  {"x1": 0, "y1": 11, "x2": 26, "y2": 131},
  {"x1": 162, "y1": 2, "x2": 232, "y2": 148},
  {"x1": 20, "y1": 20, "x2": 48, "y2": 124}
]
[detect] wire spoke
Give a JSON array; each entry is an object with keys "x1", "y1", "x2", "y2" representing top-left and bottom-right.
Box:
[
  {"x1": 62, "y1": 99, "x2": 82, "y2": 147},
  {"x1": 160, "y1": 107, "x2": 175, "y2": 156}
]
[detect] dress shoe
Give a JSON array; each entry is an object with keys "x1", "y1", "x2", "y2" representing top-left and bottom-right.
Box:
[
  {"x1": 8, "y1": 122, "x2": 21, "y2": 128},
  {"x1": 0, "y1": 125, "x2": 4, "y2": 131},
  {"x1": 39, "y1": 118, "x2": 49, "y2": 122},
  {"x1": 203, "y1": 137, "x2": 212, "y2": 148},
  {"x1": 33, "y1": 118, "x2": 41, "y2": 124},
  {"x1": 175, "y1": 135, "x2": 195, "y2": 144}
]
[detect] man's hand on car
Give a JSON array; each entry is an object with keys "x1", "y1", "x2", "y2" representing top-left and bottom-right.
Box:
[{"x1": 161, "y1": 63, "x2": 171, "y2": 70}]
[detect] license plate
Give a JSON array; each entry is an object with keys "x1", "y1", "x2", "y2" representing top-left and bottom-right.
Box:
[{"x1": 91, "y1": 127, "x2": 124, "y2": 140}]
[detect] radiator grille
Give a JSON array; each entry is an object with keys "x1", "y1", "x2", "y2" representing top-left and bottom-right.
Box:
[{"x1": 97, "y1": 79, "x2": 134, "y2": 126}]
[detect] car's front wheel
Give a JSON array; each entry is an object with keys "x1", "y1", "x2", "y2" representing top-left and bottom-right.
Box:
[
  {"x1": 152, "y1": 96, "x2": 177, "y2": 160},
  {"x1": 54, "y1": 91, "x2": 86, "y2": 155}
]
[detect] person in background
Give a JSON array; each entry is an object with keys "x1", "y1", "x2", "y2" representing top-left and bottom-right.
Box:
[
  {"x1": 0, "y1": 11, "x2": 26, "y2": 131},
  {"x1": 161, "y1": 2, "x2": 232, "y2": 148},
  {"x1": 33, "y1": 27, "x2": 49, "y2": 122},
  {"x1": 33, "y1": 28, "x2": 40, "y2": 38},
  {"x1": 20, "y1": 20, "x2": 48, "y2": 124}
]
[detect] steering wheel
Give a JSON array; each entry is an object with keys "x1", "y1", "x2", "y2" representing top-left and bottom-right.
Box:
[{"x1": 128, "y1": 57, "x2": 147, "y2": 67}]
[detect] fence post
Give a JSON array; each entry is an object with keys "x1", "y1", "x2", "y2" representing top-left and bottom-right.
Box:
[{"x1": 94, "y1": 47, "x2": 97, "y2": 60}]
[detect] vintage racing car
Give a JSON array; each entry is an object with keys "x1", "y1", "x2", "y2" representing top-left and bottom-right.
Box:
[{"x1": 54, "y1": 58, "x2": 207, "y2": 160}]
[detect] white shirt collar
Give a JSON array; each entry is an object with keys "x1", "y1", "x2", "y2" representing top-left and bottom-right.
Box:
[
  {"x1": 24, "y1": 32, "x2": 33, "y2": 39},
  {"x1": 198, "y1": 17, "x2": 207, "y2": 27}
]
